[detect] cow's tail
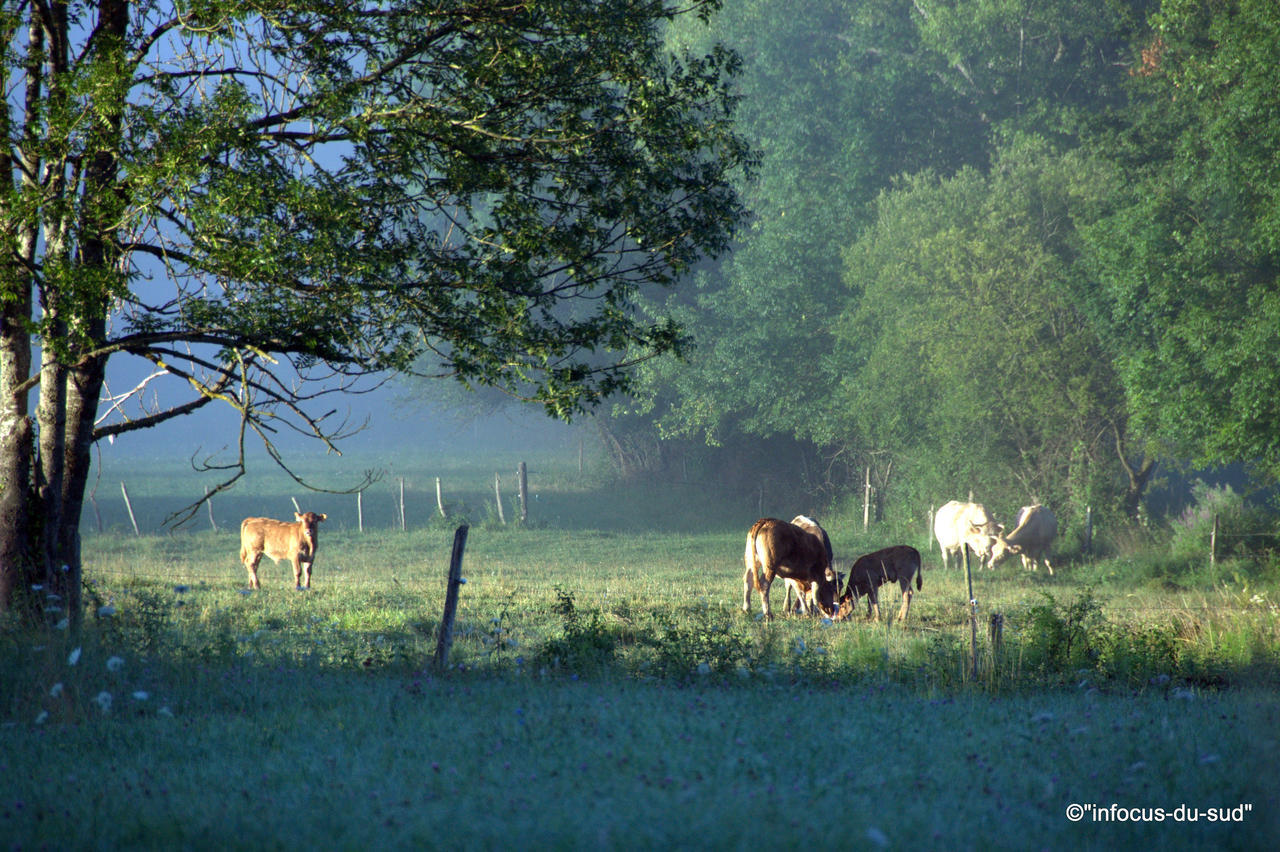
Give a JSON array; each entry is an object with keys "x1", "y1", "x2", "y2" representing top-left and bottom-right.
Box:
[
  {"x1": 745, "y1": 522, "x2": 766, "y2": 593},
  {"x1": 915, "y1": 550, "x2": 924, "y2": 590}
]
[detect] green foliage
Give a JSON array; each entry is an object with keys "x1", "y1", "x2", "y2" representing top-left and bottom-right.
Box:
[
  {"x1": 644, "y1": 618, "x2": 752, "y2": 681},
  {"x1": 2, "y1": 0, "x2": 756, "y2": 617},
  {"x1": 1170, "y1": 480, "x2": 1278, "y2": 561},
  {"x1": 1078, "y1": 0, "x2": 1280, "y2": 479},
  {"x1": 1019, "y1": 589, "x2": 1105, "y2": 676},
  {"x1": 533, "y1": 587, "x2": 618, "y2": 673}
]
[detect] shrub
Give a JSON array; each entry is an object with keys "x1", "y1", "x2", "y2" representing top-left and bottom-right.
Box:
[
  {"x1": 1170, "y1": 480, "x2": 1277, "y2": 561},
  {"x1": 1018, "y1": 589, "x2": 1104, "y2": 676},
  {"x1": 534, "y1": 587, "x2": 616, "y2": 673}
]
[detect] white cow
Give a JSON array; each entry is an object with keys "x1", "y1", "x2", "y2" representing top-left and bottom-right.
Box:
[
  {"x1": 990, "y1": 504, "x2": 1058, "y2": 575},
  {"x1": 933, "y1": 500, "x2": 1000, "y2": 570}
]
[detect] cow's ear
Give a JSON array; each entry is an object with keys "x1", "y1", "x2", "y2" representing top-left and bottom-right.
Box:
[{"x1": 318, "y1": 513, "x2": 327, "y2": 522}]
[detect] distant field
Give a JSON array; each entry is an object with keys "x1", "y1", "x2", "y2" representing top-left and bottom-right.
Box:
[{"x1": 5, "y1": 450, "x2": 1280, "y2": 848}]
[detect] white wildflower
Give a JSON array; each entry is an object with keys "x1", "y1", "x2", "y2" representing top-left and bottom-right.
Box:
[
  {"x1": 34, "y1": 711, "x2": 48, "y2": 725},
  {"x1": 106, "y1": 656, "x2": 125, "y2": 672},
  {"x1": 866, "y1": 827, "x2": 890, "y2": 848},
  {"x1": 97, "y1": 604, "x2": 116, "y2": 617},
  {"x1": 132, "y1": 691, "x2": 149, "y2": 701},
  {"x1": 67, "y1": 647, "x2": 82, "y2": 666},
  {"x1": 93, "y1": 691, "x2": 112, "y2": 713},
  {"x1": 54, "y1": 619, "x2": 68, "y2": 631},
  {"x1": 49, "y1": 682, "x2": 64, "y2": 698},
  {"x1": 158, "y1": 706, "x2": 174, "y2": 717},
  {"x1": 696, "y1": 662, "x2": 711, "y2": 676}
]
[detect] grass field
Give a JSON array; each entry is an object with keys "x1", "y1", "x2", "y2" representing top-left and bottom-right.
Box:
[{"x1": 3, "y1": 449, "x2": 1279, "y2": 849}]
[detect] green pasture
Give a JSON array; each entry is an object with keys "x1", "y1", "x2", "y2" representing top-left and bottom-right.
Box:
[{"x1": 4, "y1": 451, "x2": 1280, "y2": 848}]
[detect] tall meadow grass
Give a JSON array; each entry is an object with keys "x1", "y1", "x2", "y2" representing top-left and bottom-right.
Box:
[{"x1": 3, "y1": 450, "x2": 1279, "y2": 847}]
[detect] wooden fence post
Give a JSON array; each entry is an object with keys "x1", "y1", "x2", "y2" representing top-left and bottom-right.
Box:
[
  {"x1": 964, "y1": 545, "x2": 977, "y2": 679},
  {"x1": 1210, "y1": 514, "x2": 1218, "y2": 567},
  {"x1": 433, "y1": 525, "x2": 470, "y2": 672},
  {"x1": 517, "y1": 462, "x2": 528, "y2": 524},
  {"x1": 1084, "y1": 506, "x2": 1093, "y2": 557},
  {"x1": 989, "y1": 612, "x2": 1004, "y2": 658},
  {"x1": 399, "y1": 477, "x2": 407, "y2": 530},
  {"x1": 494, "y1": 473, "x2": 506, "y2": 525},
  {"x1": 120, "y1": 482, "x2": 140, "y2": 536},
  {"x1": 204, "y1": 486, "x2": 217, "y2": 532},
  {"x1": 863, "y1": 467, "x2": 871, "y2": 531}
]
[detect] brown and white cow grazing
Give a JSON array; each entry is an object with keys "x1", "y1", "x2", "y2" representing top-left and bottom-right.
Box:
[
  {"x1": 240, "y1": 512, "x2": 327, "y2": 590},
  {"x1": 933, "y1": 500, "x2": 1001, "y2": 570},
  {"x1": 781, "y1": 515, "x2": 835, "y2": 615},
  {"x1": 836, "y1": 545, "x2": 922, "y2": 622},
  {"x1": 742, "y1": 517, "x2": 838, "y2": 620},
  {"x1": 989, "y1": 504, "x2": 1058, "y2": 575}
]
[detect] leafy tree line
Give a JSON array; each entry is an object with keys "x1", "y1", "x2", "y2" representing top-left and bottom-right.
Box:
[
  {"x1": 0, "y1": 0, "x2": 754, "y2": 622},
  {"x1": 614, "y1": 0, "x2": 1280, "y2": 532}
]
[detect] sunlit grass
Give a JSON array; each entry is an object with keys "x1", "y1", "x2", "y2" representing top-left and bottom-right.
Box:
[{"x1": 4, "y1": 454, "x2": 1280, "y2": 847}]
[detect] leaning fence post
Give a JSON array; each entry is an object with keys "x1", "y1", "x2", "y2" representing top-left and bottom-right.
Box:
[
  {"x1": 433, "y1": 525, "x2": 470, "y2": 672},
  {"x1": 204, "y1": 485, "x2": 217, "y2": 532},
  {"x1": 120, "y1": 481, "x2": 140, "y2": 537}
]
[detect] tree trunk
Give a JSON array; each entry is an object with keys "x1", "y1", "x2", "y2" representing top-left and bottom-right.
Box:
[
  {"x1": 0, "y1": 299, "x2": 35, "y2": 614},
  {"x1": 1114, "y1": 424, "x2": 1156, "y2": 522}
]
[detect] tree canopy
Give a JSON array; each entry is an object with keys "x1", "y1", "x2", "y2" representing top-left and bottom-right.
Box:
[
  {"x1": 621, "y1": 0, "x2": 1277, "y2": 527},
  {"x1": 0, "y1": 0, "x2": 753, "y2": 619}
]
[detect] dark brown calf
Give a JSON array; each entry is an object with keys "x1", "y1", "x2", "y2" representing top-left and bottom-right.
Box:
[
  {"x1": 837, "y1": 545, "x2": 922, "y2": 622},
  {"x1": 240, "y1": 512, "x2": 327, "y2": 590},
  {"x1": 742, "y1": 518, "x2": 838, "y2": 620}
]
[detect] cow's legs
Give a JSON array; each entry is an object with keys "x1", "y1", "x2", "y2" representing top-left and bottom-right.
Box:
[
  {"x1": 898, "y1": 582, "x2": 913, "y2": 621},
  {"x1": 300, "y1": 560, "x2": 313, "y2": 590},
  {"x1": 866, "y1": 587, "x2": 879, "y2": 621},
  {"x1": 245, "y1": 554, "x2": 262, "y2": 590},
  {"x1": 292, "y1": 557, "x2": 304, "y2": 590},
  {"x1": 757, "y1": 573, "x2": 775, "y2": 620},
  {"x1": 742, "y1": 564, "x2": 755, "y2": 613}
]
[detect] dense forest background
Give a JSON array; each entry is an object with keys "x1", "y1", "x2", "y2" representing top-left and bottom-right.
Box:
[{"x1": 562, "y1": 0, "x2": 1280, "y2": 533}]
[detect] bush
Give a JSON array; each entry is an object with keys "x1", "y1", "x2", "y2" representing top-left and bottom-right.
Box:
[
  {"x1": 534, "y1": 588, "x2": 617, "y2": 673},
  {"x1": 1170, "y1": 480, "x2": 1277, "y2": 561}
]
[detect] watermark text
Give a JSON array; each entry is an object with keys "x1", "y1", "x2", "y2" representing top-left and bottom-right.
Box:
[{"x1": 1066, "y1": 803, "x2": 1253, "y2": 823}]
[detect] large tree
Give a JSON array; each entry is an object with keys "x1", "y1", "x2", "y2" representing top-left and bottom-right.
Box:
[
  {"x1": 1080, "y1": 0, "x2": 1280, "y2": 481},
  {"x1": 0, "y1": 0, "x2": 751, "y2": 621}
]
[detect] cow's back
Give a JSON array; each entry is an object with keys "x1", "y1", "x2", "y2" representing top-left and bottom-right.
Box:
[
  {"x1": 241, "y1": 516, "x2": 303, "y2": 560},
  {"x1": 1011, "y1": 504, "x2": 1057, "y2": 547}
]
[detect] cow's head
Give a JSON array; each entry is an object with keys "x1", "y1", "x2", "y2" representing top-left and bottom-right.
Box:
[
  {"x1": 987, "y1": 528, "x2": 1023, "y2": 568},
  {"x1": 812, "y1": 564, "x2": 839, "y2": 618},
  {"x1": 295, "y1": 511, "x2": 327, "y2": 554}
]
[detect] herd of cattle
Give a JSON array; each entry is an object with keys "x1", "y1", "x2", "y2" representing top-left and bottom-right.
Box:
[
  {"x1": 236, "y1": 500, "x2": 1057, "y2": 625},
  {"x1": 742, "y1": 501, "x2": 1058, "y2": 622}
]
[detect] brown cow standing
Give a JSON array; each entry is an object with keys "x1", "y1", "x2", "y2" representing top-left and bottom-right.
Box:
[
  {"x1": 742, "y1": 518, "x2": 838, "y2": 620},
  {"x1": 837, "y1": 545, "x2": 922, "y2": 622},
  {"x1": 240, "y1": 512, "x2": 327, "y2": 590},
  {"x1": 781, "y1": 515, "x2": 835, "y2": 615}
]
